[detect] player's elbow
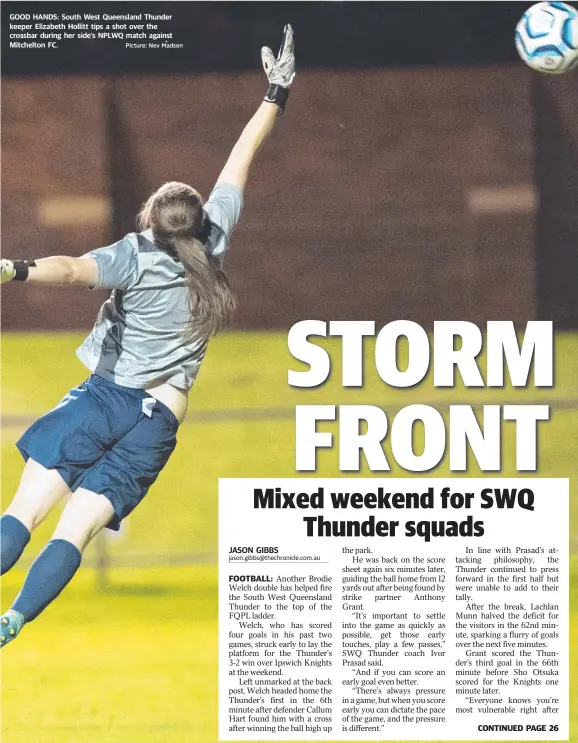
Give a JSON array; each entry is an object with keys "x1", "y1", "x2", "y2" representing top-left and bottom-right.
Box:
[
  {"x1": 219, "y1": 153, "x2": 251, "y2": 192},
  {"x1": 69, "y1": 257, "x2": 98, "y2": 286},
  {"x1": 49, "y1": 257, "x2": 76, "y2": 284}
]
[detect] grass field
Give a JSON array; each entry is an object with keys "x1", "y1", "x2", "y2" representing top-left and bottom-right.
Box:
[{"x1": 1, "y1": 331, "x2": 577, "y2": 743}]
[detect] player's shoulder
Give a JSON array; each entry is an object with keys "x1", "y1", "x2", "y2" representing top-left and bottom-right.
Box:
[
  {"x1": 133, "y1": 230, "x2": 176, "y2": 263},
  {"x1": 199, "y1": 216, "x2": 227, "y2": 257},
  {"x1": 206, "y1": 181, "x2": 244, "y2": 204},
  {"x1": 204, "y1": 182, "x2": 244, "y2": 223},
  {"x1": 135, "y1": 229, "x2": 160, "y2": 254},
  {"x1": 202, "y1": 182, "x2": 244, "y2": 257},
  {"x1": 132, "y1": 230, "x2": 185, "y2": 283}
]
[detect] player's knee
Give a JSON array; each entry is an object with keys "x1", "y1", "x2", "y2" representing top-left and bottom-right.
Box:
[
  {"x1": 4, "y1": 502, "x2": 42, "y2": 532},
  {"x1": 53, "y1": 491, "x2": 114, "y2": 551},
  {"x1": 6, "y1": 463, "x2": 70, "y2": 531},
  {"x1": 52, "y1": 520, "x2": 98, "y2": 552},
  {"x1": 53, "y1": 511, "x2": 94, "y2": 551}
]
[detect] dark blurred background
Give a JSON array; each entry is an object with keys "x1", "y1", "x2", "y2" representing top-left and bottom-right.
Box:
[{"x1": 2, "y1": 1, "x2": 577, "y2": 329}]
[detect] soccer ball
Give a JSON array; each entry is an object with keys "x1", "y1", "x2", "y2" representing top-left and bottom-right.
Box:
[{"x1": 515, "y1": 2, "x2": 578, "y2": 74}]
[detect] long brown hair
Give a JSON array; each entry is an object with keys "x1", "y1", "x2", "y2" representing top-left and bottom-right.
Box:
[{"x1": 138, "y1": 181, "x2": 236, "y2": 341}]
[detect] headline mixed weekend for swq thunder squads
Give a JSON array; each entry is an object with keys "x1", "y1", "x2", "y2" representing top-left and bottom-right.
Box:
[{"x1": 251, "y1": 484, "x2": 536, "y2": 542}]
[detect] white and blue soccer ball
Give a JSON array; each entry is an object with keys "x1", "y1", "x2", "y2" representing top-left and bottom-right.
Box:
[{"x1": 515, "y1": 2, "x2": 578, "y2": 74}]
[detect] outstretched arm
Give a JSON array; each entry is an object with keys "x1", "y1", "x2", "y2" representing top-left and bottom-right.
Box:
[
  {"x1": 1, "y1": 237, "x2": 137, "y2": 288},
  {"x1": 217, "y1": 102, "x2": 281, "y2": 192},
  {"x1": 217, "y1": 24, "x2": 295, "y2": 192},
  {"x1": 1, "y1": 256, "x2": 98, "y2": 286}
]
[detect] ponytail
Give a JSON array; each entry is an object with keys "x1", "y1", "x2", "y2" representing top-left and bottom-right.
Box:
[
  {"x1": 168, "y1": 235, "x2": 236, "y2": 340},
  {"x1": 138, "y1": 181, "x2": 236, "y2": 341}
]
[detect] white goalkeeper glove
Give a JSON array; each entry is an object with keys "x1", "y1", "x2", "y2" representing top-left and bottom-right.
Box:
[
  {"x1": 1, "y1": 259, "x2": 34, "y2": 283},
  {"x1": 1, "y1": 259, "x2": 15, "y2": 284},
  {"x1": 262, "y1": 24, "x2": 295, "y2": 112}
]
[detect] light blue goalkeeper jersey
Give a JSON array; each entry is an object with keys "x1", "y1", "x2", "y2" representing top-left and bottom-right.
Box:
[{"x1": 76, "y1": 182, "x2": 243, "y2": 392}]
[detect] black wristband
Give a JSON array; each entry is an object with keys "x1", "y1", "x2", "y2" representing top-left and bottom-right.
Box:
[
  {"x1": 264, "y1": 84, "x2": 289, "y2": 112},
  {"x1": 13, "y1": 260, "x2": 36, "y2": 281}
]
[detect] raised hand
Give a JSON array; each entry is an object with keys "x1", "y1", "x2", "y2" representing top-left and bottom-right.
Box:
[
  {"x1": 262, "y1": 24, "x2": 295, "y2": 88},
  {"x1": 1, "y1": 259, "x2": 16, "y2": 284}
]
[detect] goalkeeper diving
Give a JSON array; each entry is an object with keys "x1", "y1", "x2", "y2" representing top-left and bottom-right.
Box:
[{"x1": 0, "y1": 26, "x2": 295, "y2": 647}]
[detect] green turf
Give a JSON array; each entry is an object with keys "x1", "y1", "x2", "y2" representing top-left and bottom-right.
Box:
[{"x1": 1, "y1": 331, "x2": 576, "y2": 742}]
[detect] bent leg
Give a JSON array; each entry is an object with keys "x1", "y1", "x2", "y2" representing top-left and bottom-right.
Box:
[
  {"x1": 1, "y1": 459, "x2": 71, "y2": 575},
  {"x1": 4, "y1": 458, "x2": 71, "y2": 530},
  {"x1": 8, "y1": 489, "x2": 114, "y2": 627},
  {"x1": 51, "y1": 487, "x2": 115, "y2": 552}
]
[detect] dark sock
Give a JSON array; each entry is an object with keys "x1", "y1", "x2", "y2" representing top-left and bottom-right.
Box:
[
  {"x1": 1, "y1": 515, "x2": 31, "y2": 575},
  {"x1": 11, "y1": 539, "x2": 82, "y2": 622}
]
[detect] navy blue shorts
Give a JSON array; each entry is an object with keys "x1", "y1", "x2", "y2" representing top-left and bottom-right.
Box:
[{"x1": 17, "y1": 374, "x2": 179, "y2": 530}]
